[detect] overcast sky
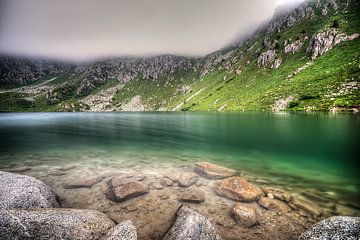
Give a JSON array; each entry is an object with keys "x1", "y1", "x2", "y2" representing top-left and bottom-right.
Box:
[{"x1": 0, "y1": 0, "x2": 302, "y2": 61}]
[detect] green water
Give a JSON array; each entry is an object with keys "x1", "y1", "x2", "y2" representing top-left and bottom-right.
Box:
[{"x1": 0, "y1": 112, "x2": 359, "y2": 208}]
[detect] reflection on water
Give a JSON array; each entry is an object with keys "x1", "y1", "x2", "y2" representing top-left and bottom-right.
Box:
[{"x1": 0, "y1": 112, "x2": 359, "y2": 207}]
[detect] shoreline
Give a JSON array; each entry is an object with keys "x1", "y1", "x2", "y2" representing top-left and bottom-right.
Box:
[{"x1": 1, "y1": 161, "x2": 359, "y2": 239}]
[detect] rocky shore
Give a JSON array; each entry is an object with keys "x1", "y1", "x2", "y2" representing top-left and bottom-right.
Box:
[{"x1": 0, "y1": 162, "x2": 359, "y2": 239}]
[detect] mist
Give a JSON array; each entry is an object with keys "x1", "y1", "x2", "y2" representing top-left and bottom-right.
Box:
[{"x1": 0, "y1": 0, "x2": 303, "y2": 61}]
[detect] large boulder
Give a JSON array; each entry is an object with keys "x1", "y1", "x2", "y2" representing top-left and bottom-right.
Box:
[
  {"x1": 0, "y1": 209, "x2": 115, "y2": 240},
  {"x1": 163, "y1": 205, "x2": 222, "y2": 240},
  {"x1": 0, "y1": 171, "x2": 59, "y2": 209},
  {"x1": 194, "y1": 162, "x2": 237, "y2": 179},
  {"x1": 216, "y1": 177, "x2": 264, "y2": 202},
  {"x1": 299, "y1": 216, "x2": 360, "y2": 240},
  {"x1": 101, "y1": 220, "x2": 137, "y2": 240}
]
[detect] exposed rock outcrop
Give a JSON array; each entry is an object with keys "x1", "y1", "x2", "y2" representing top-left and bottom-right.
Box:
[
  {"x1": 285, "y1": 40, "x2": 304, "y2": 54},
  {"x1": 163, "y1": 205, "x2": 222, "y2": 240},
  {"x1": 216, "y1": 177, "x2": 264, "y2": 202},
  {"x1": 299, "y1": 216, "x2": 360, "y2": 240},
  {"x1": 257, "y1": 50, "x2": 282, "y2": 69},
  {"x1": 0, "y1": 209, "x2": 115, "y2": 240},
  {"x1": 307, "y1": 28, "x2": 359, "y2": 60},
  {"x1": 0, "y1": 171, "x2": 59, "y2": 209}
]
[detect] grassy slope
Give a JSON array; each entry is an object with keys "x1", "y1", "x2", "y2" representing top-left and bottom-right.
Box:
[
  {"x1": 0, "y1": 0, "x2": 359, "y2": 112},
  {"x1": 166, "y1": 0, "x2": 360, "y2": 111}
]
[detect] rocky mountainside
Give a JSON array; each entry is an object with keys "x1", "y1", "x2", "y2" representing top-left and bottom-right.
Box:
[{"x1": 0, "y1": 0, "x2": 359, "y2": 112}]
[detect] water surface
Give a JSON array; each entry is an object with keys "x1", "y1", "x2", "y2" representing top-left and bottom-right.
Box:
[{"x1": 0, "y1": 112, "x2": 359, "y2": 208}]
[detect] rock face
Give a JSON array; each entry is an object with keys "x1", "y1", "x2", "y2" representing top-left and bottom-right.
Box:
[
  {"x1": 258, "y1": 197, "x2": 291, "y2": 213},
  {"x1": 299, "y1": 216, "x2": 360, "y2": 240},
  {"x1": 163, "y1": 205, "x2": 222, "y2": 240},
  {"x1": 63, "y1": 176, "x2": 105, "y2": 189},
  {"x1": 0, "y1": 171, "x2": 59, "y2": 209},
  {"x1": 178, "y1": 189, "x2": 205, "y2": 203},
  {"x1": 102, "y1": 177, "x2": 148, "y2": 202},
  {"x1": 307, "y1": 28, "x2": 359, "y2": 60},
  {"x1": 101, "y1": 220, "x2": 137, "y2": 240},
  {"x1": 285, "y1": 40, "x2": 304, "y2": 54},
  {"x1": 231, "y1": 203, "x2": 259, "y2": 228},
  {"x1": 257, "y1": 50, "x2": 276, "y2": 67},
  {"x1": 0, "y1": 209, "x2": 115, "y2": 240},
  {"x1": 216, "y1": 177, "x2": 264, "y2": 202},
  {"x1": 194, "y1": 162, "x2": 237, "y2": 179}
]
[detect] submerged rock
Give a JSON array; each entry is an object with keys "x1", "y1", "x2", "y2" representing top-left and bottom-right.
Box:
[
  {"x1": 63, "y1": 176, "x2": 105, "y2": 189},
  {"x1": 231, "y1": 203, "x2": 259, "y2": 228},
  {"x1": 299, "y1": 216, "x2": 360, "y2": 240},
  {"x1": 101, "y1": 220, "x2": 137, "y2": 240},
  {"x1": 194, "y1": 162, "x2": 237, "y2": 179},
  {"x1": 160, "y1": 177, "x2": 174, "y2": 187},
  {"x1": 290, "y1": 197, "x2": 322, "y2": 217},
  {"x1": 216, "y1": 177, "x2": 264, "y2": 202},
  {"x1": 163, "y1": 205, "x2": 222, "y2": 240},
  {"x1": 0, "y1": 171, "x2": 59, "y2": 209},
  {"x1": 0, "y1": 208, "x2": 115, "y2": 240},
  {"x1": 178, "y1": 189, "x2": 205, "y2": 203},
  {"x1": 102, "y1": 177, "x2": 148, "y2": 202},
  {"x1": 166, "y1": 173, "x2": 198, "y2": 187},
  {"x1": 258, "y1": 197, "x2": 291, "y2": 213}
]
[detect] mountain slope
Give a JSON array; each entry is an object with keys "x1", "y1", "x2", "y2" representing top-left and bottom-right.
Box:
[{"x1": 0, "y1": 0, "x2": 359, "y2": 112}]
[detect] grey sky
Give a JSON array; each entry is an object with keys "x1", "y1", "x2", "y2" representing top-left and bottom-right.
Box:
[{"x1": 0, "y1": 0, "x2": 302, "y2": 61}]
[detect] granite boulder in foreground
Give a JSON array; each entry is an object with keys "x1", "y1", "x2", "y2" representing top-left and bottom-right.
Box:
[
  {"x1": 0, "y1": 171, "x2": 59, "y2": 209},
  {"x1": 0, "y1": 209, "x2": 116, "y2": 240},
  {"x1": 299, "y1": 216, "x2": 360, "y2": 240},
  {"x1": 163, "y1": 205, "x2": 222, "y2": 240},
  {"x1": 101, "y1": 220, "x2": 137, "y2": 240}
]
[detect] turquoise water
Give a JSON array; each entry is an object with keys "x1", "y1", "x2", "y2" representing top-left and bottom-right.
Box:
[{"x1": 0, "y1": 112, "x2": 359, "y2": 208}]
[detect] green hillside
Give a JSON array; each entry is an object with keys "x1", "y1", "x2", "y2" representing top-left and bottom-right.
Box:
[{"x1": 0, "y1": 0, "x2": 359, "y2": 112}]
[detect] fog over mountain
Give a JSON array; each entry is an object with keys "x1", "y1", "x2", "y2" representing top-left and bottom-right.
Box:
[{"x1": 0, "y1": 0, "x2": 303, "y2": 61}]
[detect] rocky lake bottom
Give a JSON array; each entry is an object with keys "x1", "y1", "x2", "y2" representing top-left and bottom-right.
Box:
[{"x1": 1, "y1": 155, "x2": 359, "y2": 240}]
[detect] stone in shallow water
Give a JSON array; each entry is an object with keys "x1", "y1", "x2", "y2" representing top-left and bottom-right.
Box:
[
  {"x1": 290, "y1": 197, "x2": 322, "y2": 217},
  {"x1": 0, "y1": 171, "x2": 59, "y2": 209},
  {"x1": 194, "y1": 162, "x2": 237, "y2": 179},
  {"x1": 258, "y1": 197, "x2": 291, "y2": 213},
  {"x1": 160, "y1": 177, "x2": 174, "y2": 187},
  {"x1": 299, "y1": 216, "x2": 360, "y2": 240},
  {"x1": 166, "y1": 173, "x2": 198, "y2": 187},
  {"x1": 63, "y1": 176, "x2": 105, "y2": 189},
  {"x1": 101, "y1": 220, "x2": 137, "y2": 240},
  {"x1": 231, "y1": 203, "x2": 259, "y2": 228},
  {"x1": 0, "y1": 208, "x2": 115, "y2": 240},
  {"x1": 216, "y1": 177, "x2": 264, "y2": 202},
  {"x1": 163, "y1": 205, "x2": 222, "y2": 240},
  {"x1": 178, "y1": 189, "x2": 205, "y2": 203},
  {"x1": 102, "y1": 177, "x2": 148, "y2": 202},
  {"x1": 3, "y1": 166, "x2": 32, "y2": 173}
]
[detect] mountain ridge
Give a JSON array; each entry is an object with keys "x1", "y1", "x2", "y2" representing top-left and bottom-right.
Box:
[{"x1": 0, "y1": 0, "x2": 359, "y2": 112}]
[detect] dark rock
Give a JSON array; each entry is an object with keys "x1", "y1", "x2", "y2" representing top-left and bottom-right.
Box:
[
  {"x1": 194, "y1": 162, "x2": 237, "y2": 179},
  {"x1": 258, "y1": 197, "x2": 291, "y2": 213},
  {"x1": 178, "y1": 190, "x2": 205, "y2": 203},
  {"x1": 299, "y1": 216, "x2": 360, "y2": 240},
  {"x1": 0, "y1": 171, "x2": 59, "y2": 209},
  {"x1": 231, "y1": 203, "x2": 259, "y2": 227},
  {"x1": 163, "y1": 205, "x2": 223, "y2": 240},
  {"x1": 0, "y1": 208, "x2": 115, "y2": 240},
  {"x1": 216, "y1": 177, "x2": 264, "y2": 202},
  {"x1": 101, "y1": 220, "x2": 137, "y2": 240},
  {"x1": 63, "y1": 176, "x2": 105, "y2": 189}
]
